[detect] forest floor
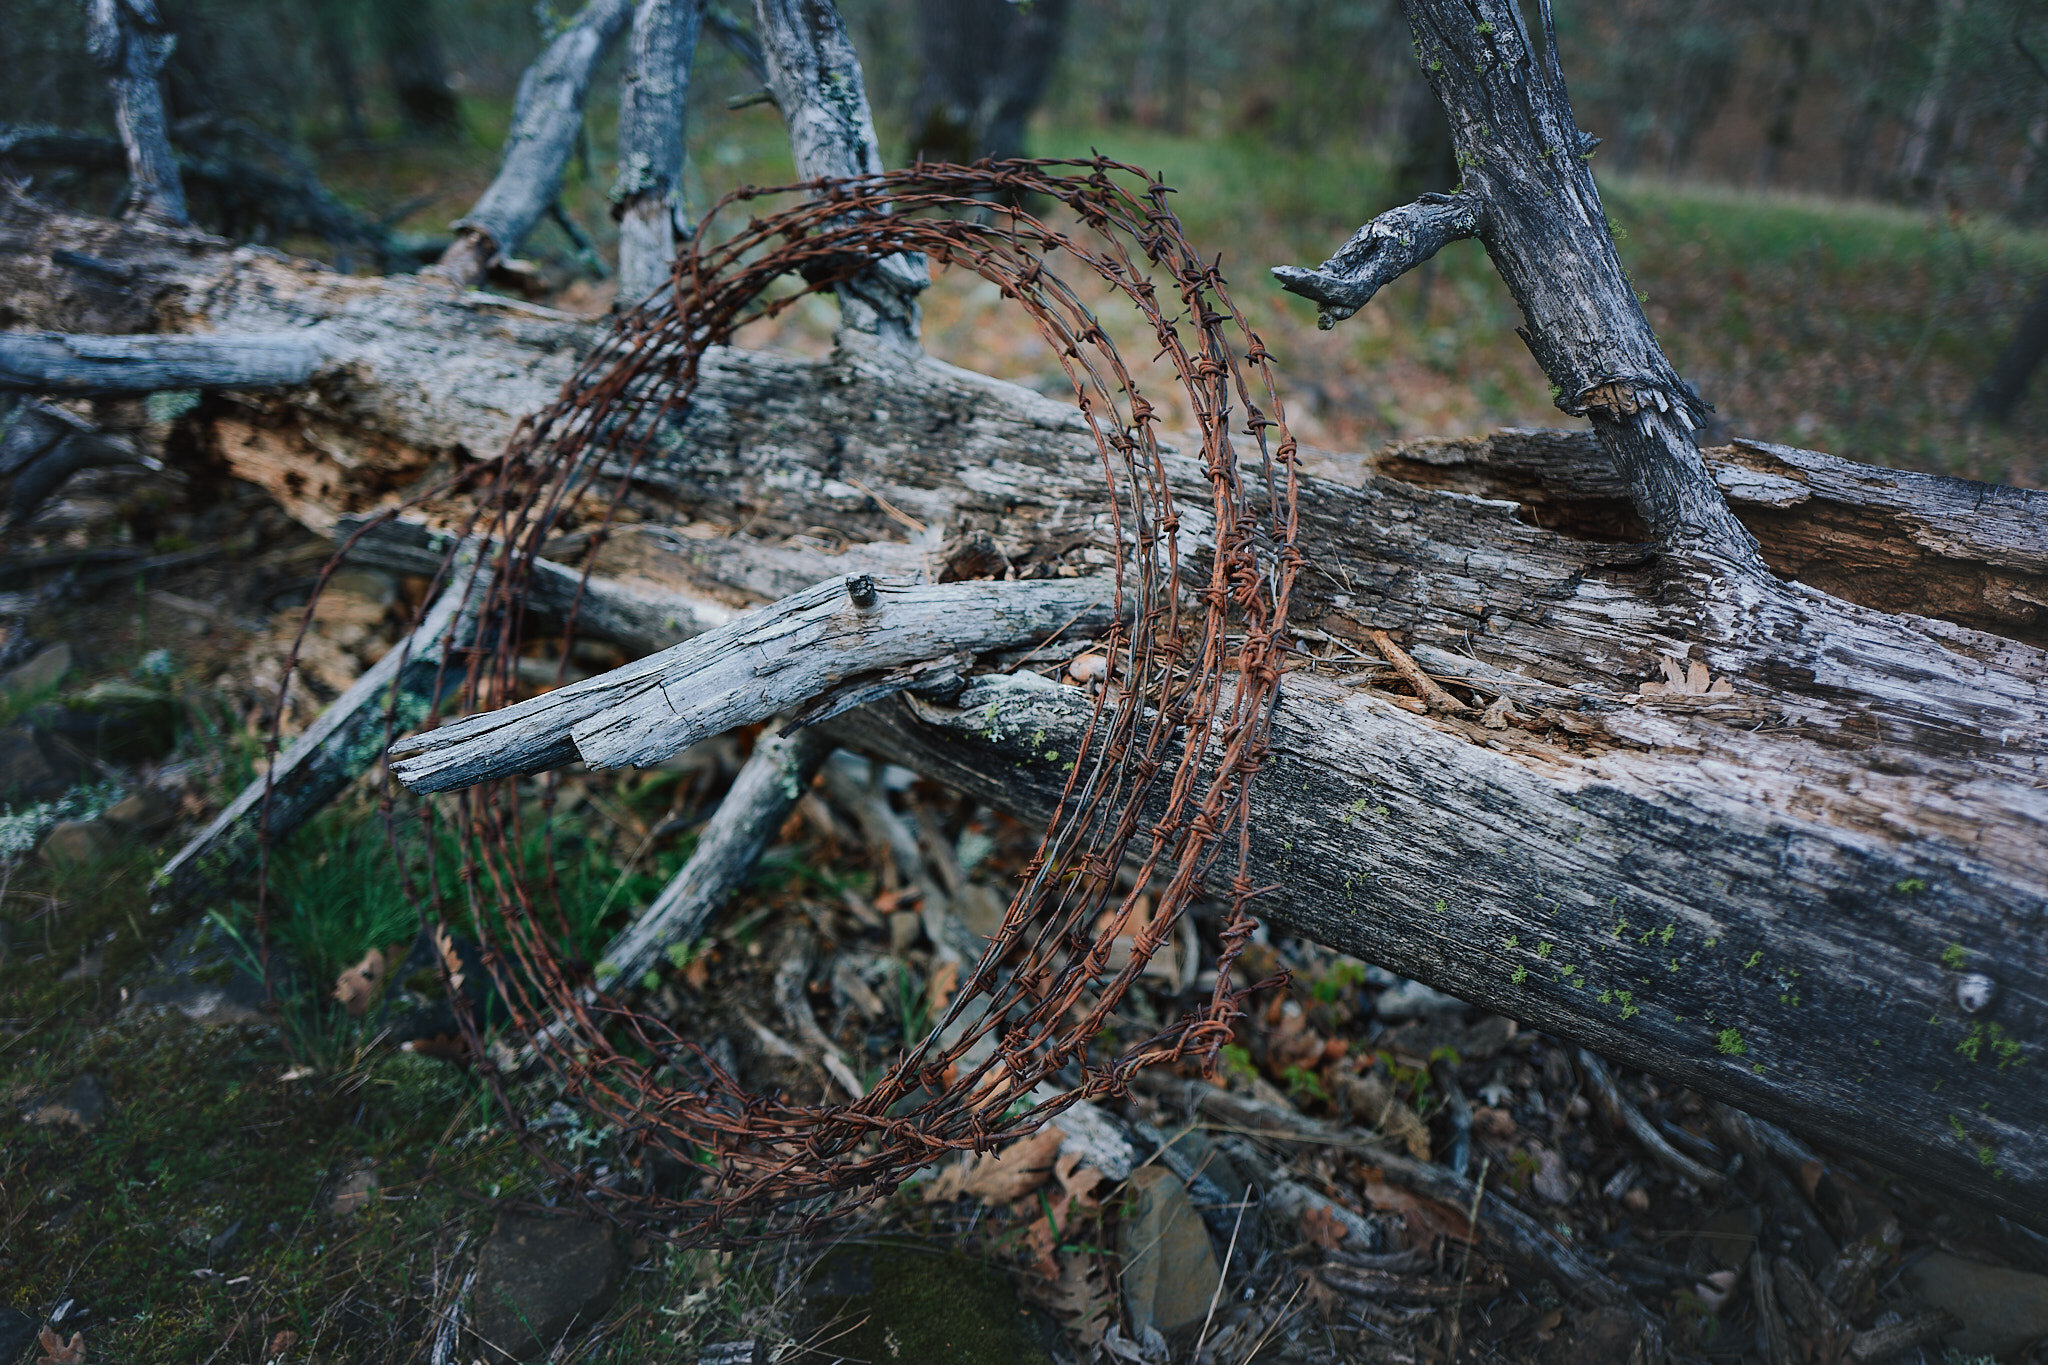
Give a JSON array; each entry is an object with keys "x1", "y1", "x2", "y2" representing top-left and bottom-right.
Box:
[{"x1": 4, "y1": 114, "x2": 2048, "y2": 1365}]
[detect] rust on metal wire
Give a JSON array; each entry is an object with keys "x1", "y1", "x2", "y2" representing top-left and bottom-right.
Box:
[{"x1": 258, "y1": 157, "x2": 1303, "y2": 1235}]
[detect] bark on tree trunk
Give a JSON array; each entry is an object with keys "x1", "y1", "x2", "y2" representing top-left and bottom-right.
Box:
[
  {"x1": 85, "y1": 0, "x2": 187, "y2": 227},
  {"x1": 612, "y1": 0, "x2": 706, "y2": 307}
]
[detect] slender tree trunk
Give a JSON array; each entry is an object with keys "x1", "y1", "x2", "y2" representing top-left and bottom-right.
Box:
[
  {"x1": 84, "y1": 0, "x2": 188, "y2": 227},
  {"x1": 908, "y1": 0, "x2": 1070, "y2": 165},
  {"x1": 1756, "y1": 1, "x2": 1813, "y2": 189},
  {"x1": 1895, "y1": 0, "x2": 1965, "y2": 201},
  {"x1": 613, "y1": 0, "x2": 706, "y2": 306},
  {"x1": 1970, "y1": 275, "x2": 2048, "y2": 424},
  {"x1": 313, "y1": 0, "x2": 370, "y2": 142},
  {"x1": 369, "y1": 0, "x2": 462, "y2": 134}
]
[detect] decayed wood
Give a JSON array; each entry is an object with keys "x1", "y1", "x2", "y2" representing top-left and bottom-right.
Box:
[
  {"x1": 613, "y1": 0, "x2": 707, "y2": 306},
  {"x1": 84, "y1": 0, "x2": 187, "y2": 227},
  {"x1": 386, "y1": 575, "x2": 1115, "y2": 792},
  {"x1": 752, "y1": 0, "x2": 927, "y2": 345},
  {"x1": 0, "y1": 330, "x2": 324, "y2": 394},
  {"x1": 1277, "y1": 0, "x2": 1760, "y2": 574},
  {"x1": 429, "y1": 0, "x2": 636, "y2": 287},
  {"x1": 1365, "y1": 428, "x2": 2048, "y2": 648},
  {"x1": 593, "y1": 725, "x2": 831, "y2": 989},
  {"x1": 6, "y1": 191, "x2": 2048, "y2": 1223},
  {"x1": 154, "y1": 560, "x2": 488, "y2": 906}
]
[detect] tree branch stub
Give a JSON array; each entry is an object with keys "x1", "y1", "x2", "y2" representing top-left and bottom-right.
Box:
[
  {"x1": 752, "y1": 0, "x2": 927, "y2": 347},
  {"x1": 613, "y1": 0, "x2": 707, "y2": 306},
  {"x1": 1277, "y1": 0, "x2": 1763, "y2": 572},
  {"x1": 85, "y1": 0, "x2": 188, "y2": 228},
  {"x1": 427, "y1": 0, "x2": 637, "y2": 287}
]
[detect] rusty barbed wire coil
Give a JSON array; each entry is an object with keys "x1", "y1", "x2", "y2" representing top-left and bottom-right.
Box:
[{"x1": 258, "y1": 157, "x2": 1303, "y2": 1236}]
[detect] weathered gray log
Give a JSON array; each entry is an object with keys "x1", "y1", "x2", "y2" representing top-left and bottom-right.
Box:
[
  {"x1": 613, "y1": 0, "x2": 706, "y2": 306},
  {"x1": 593, "y1": 724, "x2": 831, "y2": 989},
  {"x1": 84, "y1": 0, "x2": 187, "y2": 227},
  {"x1": 8, "y1": 193, "x2": 2048, "y2": 1225},
  {"x1": 752, "y1": 0, "x2": 927, "y2": 345},
  {"x1": 154, "y1": 559, "x2": 489, "y2": 906},
  {"x1": 386, "y1": 574, "x2": 1114, "y2": 792},
  {"x1": 429, "y1": 0, "x2": 636, "y2": 286},
  {"x1": 1276, "y1": 0, "x2": 1760, "y2": 573},
  {"x1": 0, "y1": 330, "x2": 323, "y2": 395}
]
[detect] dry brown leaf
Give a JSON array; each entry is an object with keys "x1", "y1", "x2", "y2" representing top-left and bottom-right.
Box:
[
  {"x1": 37, "y1": 1328, "x2": 86, "y2": 1364},
  {"x1": 1638, "y1": 654, "x2": 1735, "y2": 698},
  {"x1": 926, "y1": 958, "x2": 960, "y2": 1013},
  {"x1": 1300, "y1": 1202, "x2": 1351, "y2": 1248},
  {"x1": 922, "y1": 1126, "x2": 1065, "y2": 1204},
  {"x1": 1362, "y1": 1172, "x2": 1476, "y2": 1249},
  {"x1": 264, "y1": 1329, "x2": 301, "y2": 1359},
  {"x1": 1051, "y1": 1150, "x2": 1105, "y2": 1212},
  {"x1": 332, "y1": 947, "x2": 387, "y2": 1016},
  {"x1": 1042, "y1": 1253, "x2": 1113, "y2": 1348}
]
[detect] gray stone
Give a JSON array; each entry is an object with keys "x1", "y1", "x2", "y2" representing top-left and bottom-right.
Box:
[
  {"x1": 1903, "y1": 1250, "x2": 2048, "y2": 1357},
  {"x1": 329, "y1": 1163, "x2": 379, "y2": 1217},
  {"x1": 0, "y1": 642, "x2": 70, "y2": 698},
  {"x1": 1373, "y1": 978, "x2": 1469, "y2": 1019},
  {"x1": 38, "y1": 818, "x2": 116, "y2": 865},
  {"x1": 0, "y1": 725, "x2": 76, "y2": 801},
  {"x1": 25, "y1": 1073, "x2": 109, "y2": 1132},
  {"x1": 1119, "y1": 1166, "x2": 1223, "y2": 1338},
  {"x1": 469, "y1": 1213, "x2": 622, "y2": 1363}
]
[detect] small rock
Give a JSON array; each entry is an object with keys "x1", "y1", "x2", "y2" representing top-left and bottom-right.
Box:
[
  {"x1": 329, "y1": 1163, "x2": 379, "y2": 1217},
  {"x1": 0, "y1": 724, "x2": 82, "y2": 803},
  {"x1": 38, "y1": 819, "x2": 116, "y2": 866},
  {"x1": 1903, "y1": 1250, "x2": 2048, "y2": 1357},
  {"x1": 1119, "y1": 1166, "x2": 1223, "y2": 1338},
  {"x1": 103, "y1": 784, "x2": 179, "y2": 833},
  {"x1": 468, "y1": 1213, "x2": 623, "y2": 1363},
  {"x1": 0, "y1": 642, "x2": 71, "y2": 698},
  {"x1": 1530, "y1": 1144, "x2": 1576, "y2": 1205},
  {"x1": 0, "y1": 1305, "x2": 39, "y2": 1365},
  {"x1": 47, "y1": 680, "x2": 176, "y2": 762},
  {"x1": 1373, "y1": 979, "x2": 1468, "y2": 1019},
  {"x1": 26, "y1": 1073, "x2": 109, "y2": 1132}
]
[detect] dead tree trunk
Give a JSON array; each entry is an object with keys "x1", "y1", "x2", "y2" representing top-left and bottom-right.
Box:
[
  {"x1": 85, "y1": 0, "x2": 187, "y2": 227},
  {"x1": 5, "y1": 0, "x2": 2048, "y2": 1229},
  {"x1": 612, "y1": 0, "x2": 706, "y2": 305}
]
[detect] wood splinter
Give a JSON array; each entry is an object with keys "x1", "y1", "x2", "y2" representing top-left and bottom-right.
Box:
[{"x1": 1367, "y1": 628, "x2": 1472, "y2": 715}]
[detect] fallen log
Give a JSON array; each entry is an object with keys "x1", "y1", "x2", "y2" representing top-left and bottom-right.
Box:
[
  {"x1": 9, "y1": 187, "x2": 2044, "y2": 1216},
  {"x1": 7, "y1": 11, "x2": 2048, "y2": 1224}
]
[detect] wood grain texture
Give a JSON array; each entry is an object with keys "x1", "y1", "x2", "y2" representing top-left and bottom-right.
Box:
[
  {"x1": 386, "y1": 575, "x2": 1114, "y2": 792},
  {"x1": 0, "y1": 330, "x2": 323, "y2": 394},
  {"x1": 752, "y1": 0, "x2": 926, "y2": 344},
  {"x1": 84, "y1": 0, "x2": 187, "y2": 227}
]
